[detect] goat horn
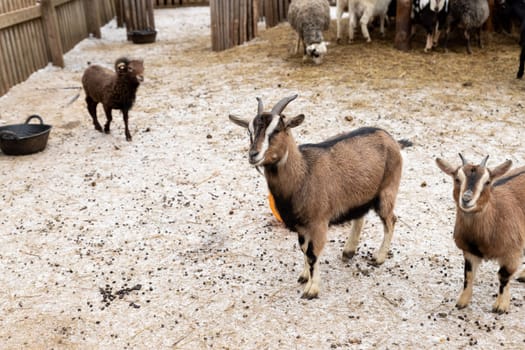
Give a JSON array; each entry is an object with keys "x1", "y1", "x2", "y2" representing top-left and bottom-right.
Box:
[
  {"x1": 271, "y1": 94, "x2": 298, "y2": 116},
  {"x1": 458, "y1": 153, "x2": 468, "y2": 166},
  {"x1": 256, "y1": 97, "x2": 264, "y2": 115},
  {"x1": 480, "y1": 155, "x2": 489, "y2": 168}
]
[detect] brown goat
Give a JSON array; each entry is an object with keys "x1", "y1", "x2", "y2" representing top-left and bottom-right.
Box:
[
  {"x1": 229, "y1": 95, "x2": 409, "y2": 299},
  {"x1": 436, "y1": 154, "x2": 525, "y2": 313},
  {"x1": 81, "y1": 57, "x2": 144, "y2": 141}
]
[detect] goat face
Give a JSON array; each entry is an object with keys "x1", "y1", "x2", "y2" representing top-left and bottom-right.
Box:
[
  {"x1": 436, "y1": 154, "x2": 513, "y2": 213},
  {"x1": 115, "y1": 58, "x2": 145, "y2": 83},
  {"x1": 229, "y1": 95, "x2": 305, "y2": 167}
]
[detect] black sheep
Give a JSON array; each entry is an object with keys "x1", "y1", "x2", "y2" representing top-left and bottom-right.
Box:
[
  {"x1": 411, "y1": 0, "x2": 450, "y2": 52},
  {"x1": 81, "y1": 57, "x2": 144, "y2": 141},
  {"x1": 493, "y1": 0, "x2": 525, "y2": 78}
]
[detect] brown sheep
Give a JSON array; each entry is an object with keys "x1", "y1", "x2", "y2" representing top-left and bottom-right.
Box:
[
  {"x1": 229, "y1": 94, "x2": 410, "y2": 299},
  {"x1": 436, "y1": 154, "x2": 525, "y2": 313},
  {"x1": 81, "y1": 57, "x2": 144, "y2": 141}
]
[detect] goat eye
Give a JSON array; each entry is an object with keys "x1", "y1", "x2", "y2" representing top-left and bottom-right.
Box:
[
  {"x1": 485, "y1": 180, "x2": 490, "y2": 186},
  {"x1": 454, "y1": 178, "x2": 460, "y2": 184}
]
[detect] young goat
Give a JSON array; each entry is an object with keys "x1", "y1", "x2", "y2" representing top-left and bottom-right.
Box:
[
  {"x1": 436, "y1": 154, "x2": 525, "y2": 313},
  {"x1": 81, "y1": 57, "x2": 144, "y2": 141},
  {"x1": 493, "y1": 0, "x2": 525, "y2": 78},
  {"x1": 229, "y1": 95, "x2": 409, "y2": 299},
  {"x1": 336, "y1": 0, "x2": 393, "y2": 44}
]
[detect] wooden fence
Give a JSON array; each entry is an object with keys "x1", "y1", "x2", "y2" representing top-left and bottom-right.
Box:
[
  {"x1": 154, "y1": 0, "x2": 208, "y2": 6},
  {"x1": 210, "y1": 0, "x2": 258, "y2": 51},
  {"x1": 0, "y1": 0, "x2": 115, "y2": 97}
]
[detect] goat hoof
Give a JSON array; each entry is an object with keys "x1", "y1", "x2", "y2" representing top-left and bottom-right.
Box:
[
  {"x1": 126, "y1": 135, "x2": 132, "y2": 142},
  {"x1": 297, "y1": 276, "x2": 309, "y2": 284},
  {"x1": 336, "y1": 38, "x2": 342, "y2": 45},
  {"x1": 492, "y1": 306, "x2": 507, "y2": 314},
  {"x1": 455, "y1": 302, "x2": 468, "y2": 310},
  {"x1": 301, "y1": 291, "x2": 318, "y2": 300},
  {"x1": 342, "y1": 251, "x2": 355, "y2": 262},
  {"x1": 94, "y1": 125, "x2": 102, "y2": 132}
]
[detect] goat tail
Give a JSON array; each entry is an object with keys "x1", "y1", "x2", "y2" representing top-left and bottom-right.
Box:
[{"x1": 398, "y1": 139, "x2": 413, "y2": 149}]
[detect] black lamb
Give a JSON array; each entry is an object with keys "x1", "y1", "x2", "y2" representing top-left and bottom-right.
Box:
[{"x1": 81, "y1": 57, "x2": 144, "y2": 141}]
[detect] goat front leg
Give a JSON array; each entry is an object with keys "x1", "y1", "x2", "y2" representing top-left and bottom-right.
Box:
[
  {"x1": 335, "y1": 3, "x2": 344, "y2": 44},
  {"x1": 299, "y1": 224, "x2": 327, "y2": 299},
  {"x1": 297, "y1": 234, "x2": 310, "y2": 284},
  {"x1": 103, "y1": 105, "x2": 113, "y2": 134},
  {"x1": 86, "y1": 97, "x2": 102, "y2": 132},
  {"x1": 456, "y1": 252, "x2": 480, "y2": 309},
  {"x1": 493, "y1": 256, "x2": 519, "y2": 314},
  {"x1": 122, "y1": 109, "x2": 132, "y2": 141},
  {"x1": 348, "y1": 13, "x2": 356, "y2": 43},
  {"x1": 342, "y1": 216, "x2": 365, "y2": 261}
]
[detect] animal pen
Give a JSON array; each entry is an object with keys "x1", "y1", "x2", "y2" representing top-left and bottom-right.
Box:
[{"x1": 1, "y1": 0, "x2": 433, "y2": 97}]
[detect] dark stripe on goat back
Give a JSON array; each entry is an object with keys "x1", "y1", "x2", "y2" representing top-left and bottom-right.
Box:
[
  {"x1": 494, "y1": 169, "x2": 525, "y2": 187},
  {"x1": 299, "y1": 127, "x2": 385, "y2": 150},
  {"x1": 330, "y1": 197, "x2": 378, "y2": 226}
]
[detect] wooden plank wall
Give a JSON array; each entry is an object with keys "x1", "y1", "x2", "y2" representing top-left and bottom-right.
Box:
[
  {"x1": 0, "y1": 0, "x2": 115, "y2": 97},
  {"x1": 153, "y1": 0, "x2": 209, "y2": 7},
  {"x1": 210, "y1": 0, "x2": 258, "y2": 52},
  {"x1": 263, "y1": 0, "x2": 289, "y2": 28}
]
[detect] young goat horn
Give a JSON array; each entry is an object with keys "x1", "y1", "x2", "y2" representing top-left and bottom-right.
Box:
[
  {"x1": 459, "y1": 153, "x2": 468, "y2": 166},
  {"x1": 256, "y1": 97, "x2": 264, "y2": 115},
  {"x1": 270, "y1": 94, "x2": 298, "y2": 116},
  {"x1": 480, "y1": 155, "x2": 489, "y2": 168}
]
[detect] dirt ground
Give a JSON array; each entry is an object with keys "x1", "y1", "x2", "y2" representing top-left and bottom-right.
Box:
[{"x1": 1, "y1": 6, "x2": 525, "y2": 349}]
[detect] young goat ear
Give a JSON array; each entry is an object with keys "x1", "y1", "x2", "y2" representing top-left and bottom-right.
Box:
[
  {"x1": 490, "y1": 160, "x2": 512, "y2": 179},
  {"x1": 436, "y1": 158, "x2": 457, "y2": 176},
  {"x1": 285, "y1": 114, "x2": 305, "y2": 129},
  {"x1": 229, "y1": 115, "x2": 250, "y2": 129}
]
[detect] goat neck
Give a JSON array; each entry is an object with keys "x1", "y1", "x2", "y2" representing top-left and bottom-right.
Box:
[{"x1": 264, "y1": 133, "x2": 306, "y2": 199}]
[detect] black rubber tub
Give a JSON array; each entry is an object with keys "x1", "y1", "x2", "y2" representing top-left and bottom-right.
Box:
[
  {"x1": 0, "y1": 115, "x2": 52, "y2": 155},
  {"x1": 128, "y1": 29, "x2": 157, "y2": 44}
]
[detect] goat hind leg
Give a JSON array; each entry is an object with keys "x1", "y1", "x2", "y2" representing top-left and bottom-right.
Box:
[
  {"x1": 342, "y1": 216, "x2": 365, "y2": 261},
  {"x1": 359, "y1": 10, "x2": 372, "y2": 42}
]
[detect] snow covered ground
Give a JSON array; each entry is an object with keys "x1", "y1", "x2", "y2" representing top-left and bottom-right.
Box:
[{"x1": 0, "y1": 6, "x2": 525, "y2": 349}]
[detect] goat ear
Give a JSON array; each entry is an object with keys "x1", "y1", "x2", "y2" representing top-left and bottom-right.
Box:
[
  {"x1": 229, "y1": 115, "x2": 249, "y2": 129},
  {"x1": 436, "y1": 158, "x2": 457, "y2": 176},
  {"x1": 285, "y1": 114, "x2": 305, "y2": 129},
  {"x1": 490, "y1": 160, "x2": 512, "y2": 179}
]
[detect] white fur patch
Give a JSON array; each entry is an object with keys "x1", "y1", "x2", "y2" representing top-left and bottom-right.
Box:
[{"x1": 253, "y1": 115, "x2": 280, "y2": 166}]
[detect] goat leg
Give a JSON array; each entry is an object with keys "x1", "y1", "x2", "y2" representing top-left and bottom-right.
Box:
[
  {"x1": 493, "y1": 263, "x2": 517, "y2": 314},
  {"x1": 123, "y1": 109, "x2": 132, "y2": 141},
  {"x1": 86, "y1": 97, "x2": 102, "y2": 132},
  {"x1": 103, "y1": 106, "x2": 113, "y2": 134},
  {"x1": 342, "y1": 217, "x2": 365, "y2": 261},
  {"x1": 297, "y1": 234, "x2": 310, "y2": 284},
  {"x1": 300, "y1": 225, "x2": 327, "y2": 299},
  {"x1": 517, "y1": 46, "x2": 525, "y2": 79},
  {"x1": 456, "y1": 253, "x2": 480, "y2": 309}
]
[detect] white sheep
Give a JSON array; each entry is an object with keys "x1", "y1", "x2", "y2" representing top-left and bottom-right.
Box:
[
  {"x1": 287, "y1": 0, "x2": 331, "y2": 64},
  {"x1": 336, "y1": 0, "x2": 393, "y2": 43}
]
